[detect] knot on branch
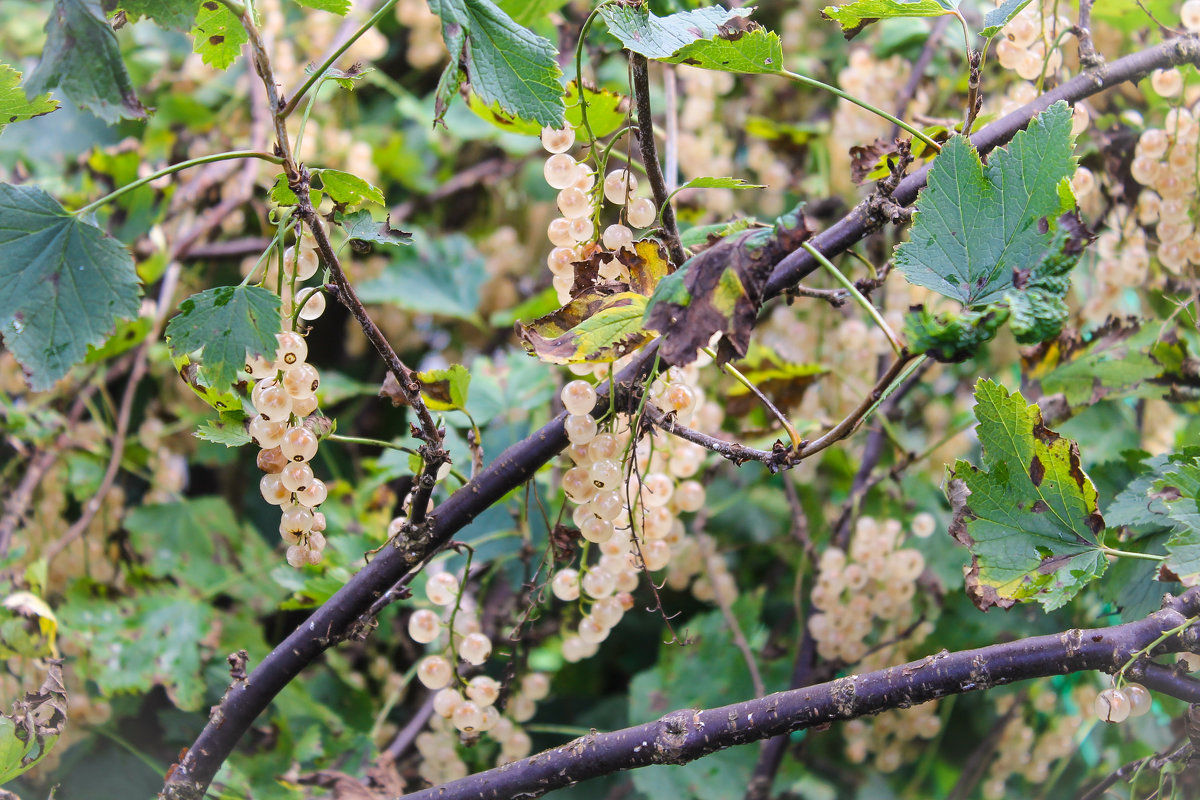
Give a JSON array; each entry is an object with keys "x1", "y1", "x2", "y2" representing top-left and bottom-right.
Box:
[{"x1": 653, "y1": 710, "x2": 695, "y2": 764}]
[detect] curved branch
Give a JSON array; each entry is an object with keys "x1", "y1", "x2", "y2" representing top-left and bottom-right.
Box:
[
  {"x1": 396, "y1": 591, "x2": 1200, "y2": 800},
  {"x1": 160, "y1": 37, "x2": 1200, "y2": 800}
]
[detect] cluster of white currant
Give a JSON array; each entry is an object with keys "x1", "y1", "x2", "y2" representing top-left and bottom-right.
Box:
[
  {"x1": 808, "y1": 517, "x2": 929, "y2": 664},
  {"x1": 1094, "y1": 681, "x2": 1153, "y2": 724},
  {"x1": 842, "y1": 702, "x2": 941, "y2": 772},
  {"x1": 994, "y1": 1, "x2": 1068, "y2": 81},
  {"x1": 540, "y1": 126, "x2": 659, "y2": 305},
  {"x1": 405, "y1": 569, "x2": 550, "y2": 775},
  {"x1": 978, "y1": 685, "x2": 1093, "y2": 797},
  {"x1": 249, "y1": 234, "x2": 331, "y2": 568},
  {"x1": 1129, "y1": 111, "x2": 1200, "y2": 273}
]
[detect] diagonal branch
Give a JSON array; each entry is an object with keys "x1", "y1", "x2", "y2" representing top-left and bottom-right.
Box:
[{"x1": 395, "y1": 590, "x2": 1200, "y2": 800}]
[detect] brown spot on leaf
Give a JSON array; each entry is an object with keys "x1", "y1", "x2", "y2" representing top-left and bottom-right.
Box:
[
  {"x1": 849, "y1": 138, "x2": 899, "y2": 184},
  {"x1": 209, "y1": 34, "x2": 225, "y2": 45},
  {"x1": 1029, "y1": 455, "x2": 1045, "y2": 487}
]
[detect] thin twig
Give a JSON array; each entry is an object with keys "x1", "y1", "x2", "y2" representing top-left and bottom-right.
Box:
[
  {"x1": 631, "y1": 54, "x2": 685, "y2": 266},
  {"x1": 1073, "y1": 0, "x2": 1104, "y2": 69},
  {"x1": 1077, "y1": 741, "x2": 1192, "y2": 800}
]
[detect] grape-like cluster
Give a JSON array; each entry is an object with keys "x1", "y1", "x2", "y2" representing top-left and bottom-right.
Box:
[
  {"x1": 994, "y1": 1, "x2": 1068, "y2": 81},
  {"x1": 249, "y1": 232, "x2": 331, "y2": 567},
  {"x1": 978, "y1": 684, "x2": 1095, "y2": 797},
  {"x1": 403, "y1": 567, "x2": 550, "y2": 778}
]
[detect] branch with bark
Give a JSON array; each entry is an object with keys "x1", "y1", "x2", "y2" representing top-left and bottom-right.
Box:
[
  {"x1": 160, "y1": 35, "x2": 1200, "y2": 800},
  {"x1": 397, "y1": 590, "x2": 1200, "y2": 800}
]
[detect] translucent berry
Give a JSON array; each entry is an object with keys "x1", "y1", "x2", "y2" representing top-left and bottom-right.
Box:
[
  {"x1": 418, "y1": 655, "x2": 453, "y2": 689},
  {"x1": 544, "y1": 153, "x2": 579, "y2": 190},
  {"x1": 466, "y1": 675, "x2": 501, "y2": 706},
  {"x1": 547, "y1": 246, "x2": 575, "y2": 276},
  {"x1": 603, "y1": 169, "x2": 638, "y2": 204},
  {"x1": 578, "y1": 616, "x2": 608, "y2": 644},
  {"x1": 568, "y1": 216, "x2": 594, "y2": 243},
  {"x1": 245, "y1": 351, "x2": 276, "y2": 380},
  {"x1": 626, "y1": 197, "x2": 657, "y2": 229},
  {"x1": 296, "y1": 288, "x2": 326, "y2": 321},
  {"x1": 548, "y1": 218, "x2": 574, "y2": 248},
  {"x1": 291, "y1": 394, "x2": 319, "y2": 418},
  {"x1": 561, "y1": 380, "x2": 597, "y2": 415},
  {"x1": 582, "y1": 568, "x2": 615, "y2": 598},
  {"x1": 252, "y1": 380, "x2": 293, "y2": 423},
  {"x1": 453, "y1": 700, "x2": 484, "y2": 733},
  {"x1": 581, "y1": 517, "x2": 614, "y2": 543},
  {"x1": 540, "y1": 126, "x2": 575, "y2": 154},
  {"x1": 281, "y1": 504, "x2": 314, "y2": 533},
  {"x1": 1152, "y1": 68, "x2": 1183, "y2": 97},
  {"x1": 249, "y1": 415, "x2": 288, "y2": 449},
  {"x1": 426, "y1": 572, "x2": 460, "y2": 606},
  {"x1": 1125, "y1": 683, "x2": 1152, "y2": 717},
  {"x1": 557, "y1": 187, "x2": 591, "y2": 219},
  {"x1": 280, "y1": 426, "x2": 319, "y2": 462},
  {"x1": 298, "y1": 479, "x2": 328, "y2": 508},
  {"x1": 460, "y1": 632, "x2": 492, "y2": 665},
  {"x1": 260, "y1": 473, "x2": 291, "y2": 505},
  {"x1": 673, "y1": 479, "x2": 705, "y2": 512},
  {"x1": 257, "y1": 446, "x2": 287, "y2": 474},
  {"x1": 433, "y1": 687, "x2": 462, "y2": 718},
  {"x1": 275, "y1": 332, "x2": 308, "y2": 370},
  {"x1": 912, "y1": 511, "x2": 937, "y2": 538},
  {"x1": 1095, "y1": 687, "x2": 1131, "y2": 723},
  {"x1": 601, "y1": 223, "x2": 633, "y2": 251},
  {"x1": 408, "y1": 609, "x2": 441, "y2": 644},
  {"x1": 521, "y1": 672, "x2": 550, "y2": 701},
  {"x1": 281, "y1": 461, "x2": 314, "y2": 493},
  {"x1": 286, "y1": 545, "x2": 307, "y2": 568},
  {"x1": 565, "y1": 414, "x2": 598, "y2": 445},
  {"x1": 552, "y1": 568, "x2": 580, "y2": 601},
  {"x1": 1184, "y1": 0, "x2": 1200, "y2": 30},
  {"x1": 282, "y1": 363, "x2": 320, "y2": 399},
  {"x1": 305, "y1": 547, "x2": 323, "y2": 565}
]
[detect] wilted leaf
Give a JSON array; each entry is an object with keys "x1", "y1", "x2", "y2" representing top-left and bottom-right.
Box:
[
  {"x1": 644, "y1": 206, "x2": 812, "y2": 366},
  {"x1": 0, "y1": 64, "x2": 58, "y2": 135},
  {"x1": 417, "y1": 364, "x2": 472, "y2": 411},
  {"x1": 165, "y1": 285, "x2": 281, "y2": 394},
  {"x1": 0, "y1": 183, "x2": 142, "y2": 390},
  {"x1": 26, "y1": 0, "x2": 146, "y2": 123},
  {"x1": 171, "y1": 352, "x2": 244, "y2": 413},
  {"x1": 849, "y1": 138, "x2": 899, "y2": 184},
  {"x1": 0, "y1": 660, "x2": 67, "y2": 783},
  {"x1": 0, "y1": 592, "x2": 58, "y2": 659},
  {"x1": 517, "y1": 289, "x2": 653, "y2": 364},
  {"x1": 726, "y1": 345, "x2": 826, "y2": 416},
  {"x1": 948, "y1": 380, "x2": 1107, "y2": 611},
  {"x1": 464, "y1": 89, "x2": 544, "y2": 135},
  {"x1": 1106, "y1": 447, "x2": 1200, "y2": 531}
]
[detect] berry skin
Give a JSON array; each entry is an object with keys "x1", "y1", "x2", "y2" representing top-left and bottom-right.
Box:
[
  {"x1": 548, "y1": 218, "x2": 574, "y2": 248},
  {"x1": 280, "y1": 426, "x2": 319, "y2": 463},
  {"x1": 280, "y1": 461, "x2": 314, "y2": 493},
  {"x1": 417, "y1": 655, "x2": 453, "y2": 689},
  {"x1": 432, "y1": 688, "x2": 462, "y2": 718},
  {"x1": 260, "y1": 473, "x2": 291, "y2": 506},
  {"x1": 296, "y1": 288, "x2": 326, "y2": 321},
  {"x1": 249, "y1": 414, "x2": 288, "y2": 449},
  {"x1": 557, "y1": 187, "x2": 592, "y2": 219},
  {"x1": 561, "y1": 380, "x2": 597, "y2": 415},
  {"x1": 452, "y1": 700, "x2": 484, "y2": 733},
  {"x1": 245, "y1": 352, "x2": 276, "y2": 380},
  {"x1": 466, "y1": 675, "x2": 501, "y2": 706},
  {"x1": 603, "y1": 169, "x2": 638, "y2": 204},
  {"x1": 275, "y1": 332, "x2": 308, "y2": 370},
  {"x1": 552, "y1": 568, "x2": 580, "y2": 601},
  {"x1": 521, "y1": 672, "x2": 550, "y2": 701},
  {"x1": 257, "y1": 447, "x2": 287, "y2": 474},
  {"x1": 282, "y1": 363, "x2": 320, "y2": 399},
  {"x1": 252, "y1": 381, "x2": 293, "y2": 423},
  {"x1": 540, "y1": 126, "x2": 575, "y2": 154},
  {"x1": 408, "y1": 609, "x2": 441, "y2": 644},
  {"x1": 626, "y1": 197, "x2": 657, "y2": 229},
  {"x1": 1095, "y1": 688, "x2": 1131, "y2": 723},
  {"x1": 565, "y1": 414, "x2": 598, "y2": 445},
  {"x1": 601, "y1": 224, "x2": 633, "y2": 251},
  {"x1": 426, "y1": 572, "x2": 460, "y2": 606},
  {"x1": 544, "y1": 153, "x2": 579, "y2": 190},
  {"x1": 1124, "y1": 683, "x2": 1152, "y2": 717},
  {"x1": 298, "y1": 479, "x2": 328, "y2": 508},
  {"x1": 460, "y1": 632, "x2": 492, "y2": 665}
]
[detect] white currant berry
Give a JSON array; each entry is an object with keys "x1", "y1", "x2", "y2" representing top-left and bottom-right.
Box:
[
  {"x1": 578, "y1": 616, "x2": 608, "y2": 644},
  {"x1": 551, "y1": 568, "x2": 580, "y2": 601},
  {"x1": 291, "y1": 394, "x2": 318, "y2": 418},
  {"x1": 252, "y1": 380, "x2": 293, "y2": 422},
  {"x1": 1125, "y1": 683, "x2": 1152, "y2": 717},
  {"x1": 426, "y1": 572, "x2": 460, "y2": 606},
  {"x1": 281, "y1": 504, "x2": 314, "y2": 533},
  {"x1": 582, "y1": 568, "x2": 615, "y2": 598},
  {"x1": 548, "y1": 218, "x2": 574, "y2": 248},
  {"x1": 307, "y1": 530, "x2": 326, "y2": 552},
  {"x1": 601, "y1": 223, "x2": 633, "y2": 251},
  {"x1": 477, "y1": 704, "x2": 500, "y2": 732},
  {"x1": 591, "y1": 596, "x2": 624, "y2": 628},
  {"x1": 1095, "y1": 687, "x2": 1131, "y2": 723},
  {"x1": 547, "y1": 246, "x2": 575, "y2": 276},
  {"x1": 433, "y1": 687, "x2": 462, "y2": 718},
  {"x1": 562, "y1": 467, "x2": 596, "y2": 504},
  {"x1": 561, "y1": 380, "x2": 597, "y2": 415},
  {"x1": 286, "y1": 545, "x2": 307, "y2": 568},
  {"x1": 286, "y1": 244, "x2": 320, "y2": 280},
  {"x1": 568, "y1": 216, "x2": 594, "y2": 243},
  {"x1": 572, "y1": 165, "x2": 595, "y2": 191},
  {"x1": 249, "y1": 415, "x2": 288, "y2": 449},
  {"x1": 280, "y1": 426, "x2": 319, "y2": 462},
  {"x1": 642, "y1": 540, "x2": 671, "y2": 571},
  {"x1": 672, "y1": 479, "x2": 705, "y2": 512},
  {"x1": 305, "y1": 547, "x2": 323, "y2": 565},
  {"x1": 626, "y1": 197, "x2": 656, "y2": 229},
  {"x1": 275, "y1": 332, "x2": 308, "y2": 370},
  {"x1": 258, "y1": 446, "x2": 287, "y2": 475},
  {"x1": 588, "y1": 459, "x2": 621, "y2": 491},
  {"x1": 1184, "y1": 0, "x2": 1200, "y2": 30},
  {"x1": 282, "y1": 363, "x2": 320, "y2": 399},
  {"x1": 408, "y1": 609, "x2": 441, "y2": 644},
  {"x1": 260, "y1": 473, "x2": 291, "y2": 506},
  {"x1": 565, "y1": 414, "x2": 598, "y2": 445},
  {"x1": 298, "y1": 479, "x2": 328, "y2": 508},
  {"x1": 521, "y1": 673, "x2": 550, "y2": 701},
  {"x1": 591, "y1": 490, "x2": 624, "y2": 521},
  {"x1": 459, "y1": 632, "x2": 492, "y2": 665},
  {"x1": 640, "y1": 473, "x2": 674, "y2": 508},
  {"x1": 453, "y1": 700, "x2": 484, "y2": 733},
  {"x1": 581, "y1": 517, "x2": 614, "y2": 544},
  {"x1": 557, "y1": 187, "x2": 591, "y2": 219},
  {"x1": 540, "y1": 126, "x2": 575, "y2": 154},
  {"x1": 296, "y1": 288, "x2": 326, "y2": 321},
  {"x1": 281, "y1": 461, "x2": 314, "y2": 493},
  {"x1": 311, "y1": 511, "x2": 327, "y2": 532},
  {"x1": 603, "y1": 169, "x2": 637, "y2": 204},
  {"x1": 1151, "y1": 68, "x2": 1183, "y2": 97},
  {"x1": 417, "y1": 655, "x2": 453, "y2": 689},
  {"x1": 466, "y1": 675, "x2": 501, "y2": 706},
  {"x1": 912, "y1": 511, "x2": 936, "y2": 538},
  {"x1": 544, "y1": 153, "x2": 579, "y2": 190},
  {"x1": 245, "y1": 351, "x2": 276, "y2": 380}
]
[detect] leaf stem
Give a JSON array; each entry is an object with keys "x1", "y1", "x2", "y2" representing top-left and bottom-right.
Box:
[
  {"x1": 802, "y1": 242, "x2": 904, "y2": 357},
  {"x1": 702, "y1": 346, "x2": 803, "y2": 452},
  {"x1": 74, "y1": 150, "x2": 283, "y2": 217},
  {"x1": 1099, "y1": 546, "x2": 1167, "y2": 563},
  {"x1": 779, "y1": 69, "x2": 941, "y2": 152},
  {"x1": 280, "y1": 0, "x2": 400, "y2": 118}
]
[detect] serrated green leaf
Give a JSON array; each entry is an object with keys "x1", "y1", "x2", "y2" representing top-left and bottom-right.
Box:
[
  {"x1": 676, "y1": 176, "x2": 767, "y2": 191},
  {"x1": 665, "y1": 26, "x2": 784, "y2": 74},
  {"x1": 171, "y1": 351, "x2": 245, "y2": 412},
  {"x1": 598, "y1": 5, "x2": 753, "y2": 60},
  {"x1": 1106, "y1": 448, "x2": 1200, "y2": 531},
  {"x1": 417, "y1": 364, "x2": 471, "y2": 411},
  {"x1": 0, "y1": 64, "x2": 59, "y2": 135},
  {"x1": 563, "y1": 80, "x2": 628, "y2": 139},
  {"x1": 195, "y1": 412, "x2": 252, "y2": 447},
  {"x1": 517, "y1": 290, "x2": 653, "y2": 364},
  {"x1": 822, "y1": 0, "x2": 957, "y2": 36},
  {"x1": 125, "y1": 498, "x2": 238, "y2": 586},
  {"x1": 191, "y1": 0, "x2": 249, "y2": 70},
  {"x1": 429, "y1": 0, "x2": 565, "y2": 127},
  {"x1": 895, "y1": 101, "x2": 1077, "y2": 306},
  {"x1": 111, "y1": 0, "x2": 198, "y2": 30},
  {"x1": 0, "y1": 183, "x2": 141, "y2": 391},
  {"x1": 356, "y1": 231, "x2": 486, "y2": 319},
  {"x1": 1154, "y1": 462, "x2": 1200, "y2": 585},
  {"x1": 334, "y1": 209, "x2": 413, "y2": 248},
  {"x1": 26, "y1": 0, "x2": 146, "y2": 124},
  {"x1": 165, "y1": 285, "x2": 281, "y2": 393},
  {"x1": 981, "y1": 0, "x2": 1034, "y2": 37},
  {"x1": 947, "y1": 379, "x2": 1107, "y2": 611},
  {"x1": 903, "y1": 305, "x2": 1009, "y2": 362},
  {"x1": 269, "y1": 173, "x2": 321, "y2": 207},
  {"x1": 292, "y1": 0, "x2": 350, "y2": 14},
  {"x1": 316, "y1": 168, "x2": 385, "y2": 207}
]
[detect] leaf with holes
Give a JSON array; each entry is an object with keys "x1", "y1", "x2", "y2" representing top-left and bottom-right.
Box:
[
  {"x1": 0, "y1": 64, "x2": 58, "y2": 135},
  {"x1": 0, "y1": 661, "x2": 66, "y2": 783},
  {"x1": 428, "y1": 0, "x2": 565, "y2": 127},
  {"x1": 598, "y1": 5, "x2": 753, "y2": 60},
  {"x1": 165, "y1": 285, "x2": 281, "y2": 394},
  {"x1": 334, "y1": 209, "x2": 413, "y2": 249},
  {"x1": 947, "y1": 379, "x2": 1108, "y2": 611},
  {"x1": 517, "y1": 290, "x2": 654, "y2": 364},
  {"x1": 895, "y1": 101, "x2": 1077, "y2": 306},
  {"x1": 26, "y1": 0, "x2": 146, "y2": 123},
  {"x1": 0, "y1": 183, "x2": 141, "y2": 390},
  {"x1": 191, "y1": 0, "x2": 248, "y2": 70}
]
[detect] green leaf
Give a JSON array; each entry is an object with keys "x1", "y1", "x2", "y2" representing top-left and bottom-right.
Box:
[
  {"x1": 644, "y1": 206, "x2": 812, "y2": 366},
  {"x1": 822, "y1": 0, "x2": 957, "y2": 37},
  {"x1": 1029, "y1": 319, "x2": 1198, "y2": 411},
  {"x1": 598, "y1": 5, "x2": 753, "y2": 60},
  {"x1": 125, "y1": 498, "x2": 239, "y2": 586},
  {"x1": 664, "y1": 25, "x2": 784, "y2": 74},
  {"x1": 316, "y1": 169, "x2": 385, "y2": 207},
  {"x1": 495, "y1": 0, "x2": 569, "y2": 26},
  {"x1": 164, "y1": 285, "x2": 281, "y2": 394},
  {"x1": 428, "y1": 0, "x2": 565, "y2": 127},
  {"x1": 563, "y1": 80, "x2": 628, "y2": 139},
  {"x1": 517, "y1": 290, "x2": 653, "y2": 364},
  {"x1": 110, "y1": 0, "x2": 198, "y2": 30},
  {"x1": 980, "y1": 0, "x2": 1034, "y2": 38},
  {"x1": 895, "y1": 101, "x2": 1077, "y2": 307},
  {"x1": 195, "y1": 411, "x2": 252, "y2": 447},
  {"x1": 678, "y1": 217, "x2": 758, "y2": 249},
  {"x1": 334, "y1": 209, "x2": 413, "y2": 248},
  {"x1": 26, "y1": 0, "x2": 147, "y2": 123},
  {"x1": 1154, "y1": 462, "x2": 1200, "y2": 585},
  {"x1": 904, "y1": 305, "x2": 1009, "y2": 362},
  {"x1": 0, "y1": 661, "x2": 66, "y2": 783},
  {"x1": 269, "y1": 173, "x2": 322, "y2": 207},
  {"x1": 675, "y1": 176, "x2": 767, "y2": 192},
  {"x1": 1107, "y1": 448, "x2": 1200, "y2": 530},
  {"x1": 947, "y1": 379, "x2": 1107, "y2": 611},
  {"x1": 0, "y1": 183, "x2": 141, "y2": 391},
  {"x1": 172, "y1": 352, "x2": 245, "y2": 412},
  {"x1": 417, "y1": 364, "x2": 471, "y2": 411},
  {"x1": 464, "y1": 89, "x2": 544, "y2": 136},
  {"x1": 356, "y1": 231, "x2": 486, "y2": 320},
  {"x1": 0, "y1": 64, "x2": 59, "y2": 135},
  {"x1": 191, "y1": 0, "x2": 249, "y2": 71},
  {"x1": 292, "y1": 0, "x2": 350, "y2": 14},
  {"x1": 85, "y1": 315, "x2": 151, "y2": 363}
]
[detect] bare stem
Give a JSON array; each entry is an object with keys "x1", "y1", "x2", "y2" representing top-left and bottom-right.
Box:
[{"x1": 631, "y1": 54, "x2": 685, "y2": 266}]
